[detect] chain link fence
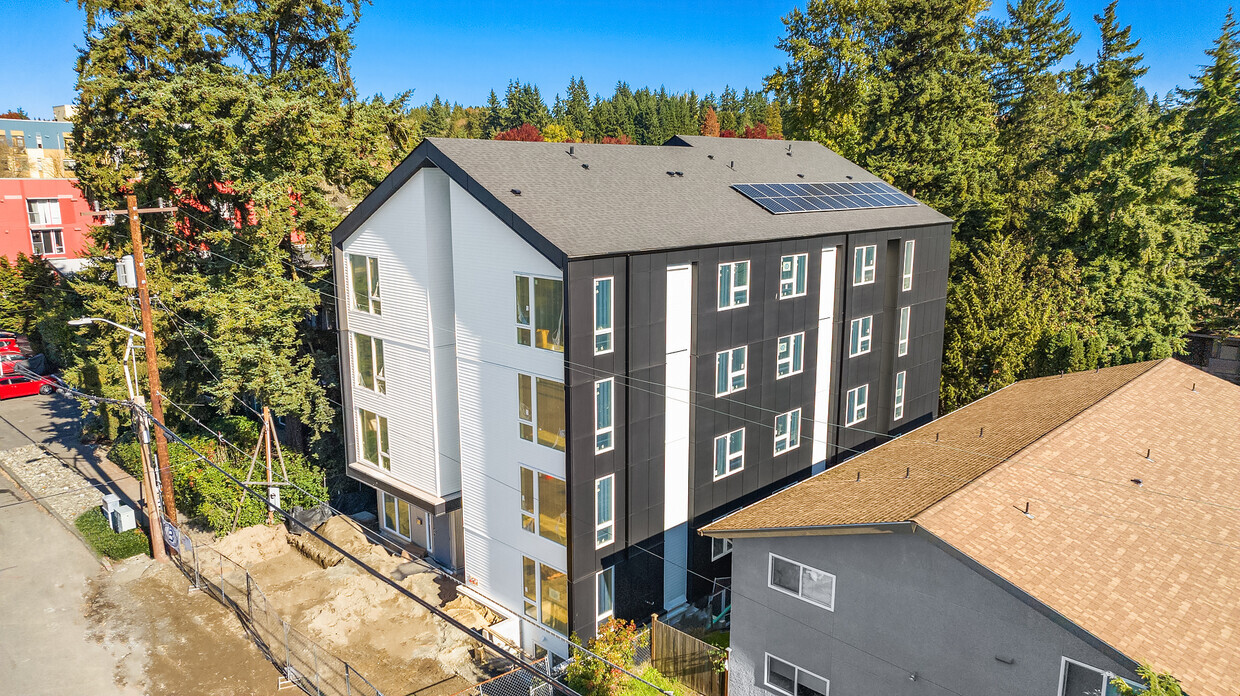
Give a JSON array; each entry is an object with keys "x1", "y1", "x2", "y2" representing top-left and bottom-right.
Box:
[
  {"x1": 161, "y1": 517, "x2": 384, "y2": 696},
  {"x1": 445, "y1": 657, "x2": 552, "y2": 696}
]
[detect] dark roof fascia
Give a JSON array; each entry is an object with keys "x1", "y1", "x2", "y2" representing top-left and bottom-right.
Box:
[
  {"x1": 329, "y1": 139, "x2": 568, "y2": 269},
  {"x1": 913, "y1": 526, "x2": 1142, "y2": 680},
  {"x1": 699, "y1": 521, "x2": 914, "y2": 539}
]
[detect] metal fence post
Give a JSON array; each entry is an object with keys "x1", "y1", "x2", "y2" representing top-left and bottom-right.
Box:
[
  {"x1": 283, "y1": 619, "x2": 291, "y2": 676},
  {"x1": 192, "y1": 541, "x2": 201, "y2": 589}
]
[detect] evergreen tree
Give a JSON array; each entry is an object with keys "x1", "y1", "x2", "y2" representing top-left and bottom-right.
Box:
[
  {"x1": 423, "y1": 95, "x2": 450, "y2": 138},
  {"x1": 483, "y1": 89, "x2": 507, "y2": 138},
  {"x1": 563, "y1": 77, "x2": 594, "y2": 141}
]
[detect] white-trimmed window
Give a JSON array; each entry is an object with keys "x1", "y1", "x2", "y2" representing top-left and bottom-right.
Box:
[
  {"x1": 594, "y1": 277, "x2": 613, "y2": 354},
  {"x1": 353, "y1": 333, "x2": 386, "y2": 394},
  {"x1": 779, "y1": 253, "x2": 808, "y2": 298},
  {"x1": 852, "y1": 245, "x2": 876, "y2": 285},
  {"x1": 519, "y1": 466, "x2": 567, "y2": 546},
  {"x1": 518, "y1": 374, "x2": 566, "y2": 451},
  {"x1": 26, "y1": 198, "x2": 61, "y2": 226},
  {"x1": 901, "y1": 240, "x2": 915, "y2": 291},
  {"x1": 713, "y1": 428, "x2": 745, "y2": 480},
  {"x1": 848, "y1": 316, "x2": 873, "y2": 357},
  {"x1": 711, "y1": 537, "x2": 733, "y2": 561},
  {"x1": 595, "y1": 474, "x2": 614, "y2": 548},
  {"x1": 523, "y1": 557, "x2": 569, "y2": 635},
  {"x1": 774, "y1": 409, "x2": 801, "y2": 455},
  {"x1": 898, "y1": 306, "x2": 911, "y2": 357},
  {"x1": 765, "y1": 654, "x2": 829, "y2": 696},
  {"x1": 894, "y1": 371, "x2": 906, "y2": 421},
  {"x1": 777, "y1": 333, "x2": 804, "y2": 378},
  {"x1": 718, "y1": 260, "x2": 750, "y2": 310},
  {"x1": 595, "y1": 378, "x2": 614, "y2": 453},
  {"x1": 381, "y1": 492, "x2": 412, "y2": 539},
  {"x1": 30, "y1": 229, "x2": 64, "y2": 256},
  {"x1": 596, "y1": 567, "x2": 615, "y2": 628},
  {"x1": 348, "y1": 253, "x2": 381, "y2": 315},
  {"x1": 846, "y1": 385, "x2": 868, "y2": 426},
  {"x1": 515, "y1": 274, "x2": 564, "y2": 351},
  {"x1": 769, "y1": 553, "x2": 836, "y2": 611},
  {"x1": 358, "y1": 408, "x2": 390, "y2": 470},
  {"x1": 716, "y1": 346, "x2": 747, "y2": 395},
  {"x1": 1058, "y1": 657, "x2": 1142, "y2": 696}
]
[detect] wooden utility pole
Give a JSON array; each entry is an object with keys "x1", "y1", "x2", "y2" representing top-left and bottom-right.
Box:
[
  {"x1": 125, "y1": 194, "x2": 180, "y2": 523},
  {"x1": 131, "y1": 397, "x2": 168, "y2": 562}
]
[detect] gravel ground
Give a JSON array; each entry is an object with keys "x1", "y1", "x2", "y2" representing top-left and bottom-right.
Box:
[{"x1": 1, "y1": 444, "x2": 105, "y2": 522}]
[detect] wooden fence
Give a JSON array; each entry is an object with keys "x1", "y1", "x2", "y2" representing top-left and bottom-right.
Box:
[{"x1": 650, "y1": 615, "x2": 727, "y2": 696}]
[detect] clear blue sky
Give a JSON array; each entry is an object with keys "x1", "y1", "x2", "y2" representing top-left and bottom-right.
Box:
[{"x1": 2, "y1": 0, "x2": 1234, "y2": 118}]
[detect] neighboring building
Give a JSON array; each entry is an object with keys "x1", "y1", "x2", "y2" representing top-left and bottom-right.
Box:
[
  {"x1": 330, "y1": 136, "x2": 952, "y2": 654},
  {"x1": 0, "y1": 178, "x2": 96, "y2": 267},
  {"x1": 0, "y1": 111, "x2": 76, "y2": 179},
  {"x1": 1180, "y1": 330, "x2": 1240, "y2": 385},
  {"x1": 704, "y1": 359, "x2": 1240, "y2": 696}
]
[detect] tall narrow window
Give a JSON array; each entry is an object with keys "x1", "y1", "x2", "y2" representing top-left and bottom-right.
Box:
[
  {"x1": 776, "y1": 333, "x2": 804, "y2": 378},
  {"x1": 522, "y1": 557, "x2": 538, "y2": 619},
  {"x1": 349, "y1": 254, "x2": 381, "y2": 314},
  {"x1": 595, "y1": 379, "x2": 614, "y2": 453},
  {"x1": 359, "y1": 409, "x2": 390, "y2": 470},
  {"x1": 846, "y1": 385, "x2": 869, "y2": 426},
  {"x1": 594, "y1": 277, "x2": 613, "y2": 354},
  {"x1": 517, "y1": 374, "x2": 534, "y2": 441},
  {"x1": 596, "y1": 567, "x2": 615, "y2": 628},
  {"x1": 715, "y1": 346, "x2": 748, "y2": 395},
  {"x1": 852, "y1": 245, "x2": 876, "y2": 285},
  {"x1": 517, "y1": 374, "x2": 566, "y2": 451},
  {"x1": 893, "y1": 371, "x2": 907, "y2": 421},
  {"x1": 898, "y1": 306, "x2": 911, "y2": 357},
  {"x1": 902, "y1": 240, "x2": 915, "y2": 291},
  {"x1": 713, "y1": 428, "x2": 745, "y2": 479},
  {"x1": 381, "y1": 492, "x2": 412, "y2": 539},
  {"x1": 848, "y1": 316, "x2": 873, "y2": 357},
  {"x1": 520, "y1": 467, "x2": 536, "y2": 532},
  {"x1": 774, "y1": 409, "x2": 801, "y2": 455},
  {"x1": 515, "y1": 275, "x2": 565, "y2": 351},
  {"x1": 595, "y1": 475, "x2": 614, "y2": 548},
  {"x1": 538, "y1": 472, "x2": 567, "y2": 545},
  {"x1": 353, "y1": 333, "x2": 386, "y2": 394},
  {"x1": 539, "y1": 563, "x2": 569, "y2": 634},
  {"x1": 779, "y1": 253, "x2": 808, "y2": 298},
  {"x1": 718, "y1": 260, "x2": 750, "y2": 310}
]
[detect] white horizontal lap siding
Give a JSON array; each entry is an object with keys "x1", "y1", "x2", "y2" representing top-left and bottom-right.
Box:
[
  {"x1": 340, "y1": 170, "x2": 447, "y2": 497},
  {"x1": 449, "y1": 179, "x2": 567, "y2": 619}
]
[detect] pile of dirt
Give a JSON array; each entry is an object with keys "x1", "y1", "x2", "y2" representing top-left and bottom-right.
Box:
[
  {"x1": 287, "y1": 531, "x2": 344, "y2": 568},
  {"x1": 316, "y1": 515, "x2": 376, "y2": 558},
  {"x1": 442, "y1": 594, "x2": 502, "y2": 631},
  {"x1": 209, "y1": 523, "x2": 288, "y2": 567}
]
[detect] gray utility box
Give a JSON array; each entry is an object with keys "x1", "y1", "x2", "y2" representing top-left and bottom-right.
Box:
[
  {"x1": 101, "y1": 493, "x2": 121, "y2": 518},
  {"x1": 110, "y1": 504, "x2": 137, "y2": 533}
]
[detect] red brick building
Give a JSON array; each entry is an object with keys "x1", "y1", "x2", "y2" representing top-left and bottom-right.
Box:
[{"x1": 0, "y1": 178, "x2": 95, "y2": 266}]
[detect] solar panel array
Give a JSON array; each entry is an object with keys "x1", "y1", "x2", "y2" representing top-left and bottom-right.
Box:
[{"x1": 732, "y1": 181, "x2": 918, "y2": 214}]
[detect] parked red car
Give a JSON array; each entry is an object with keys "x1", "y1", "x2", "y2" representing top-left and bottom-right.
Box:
[{"x1": 0, "y1": 374, "x2": 62, "y2": 400}]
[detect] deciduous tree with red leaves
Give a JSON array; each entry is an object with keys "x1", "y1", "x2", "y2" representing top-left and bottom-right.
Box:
[
  {"x1": 600, "y1": 134, "x2": 632, "y2": 144},
  {"x1": 743, "y1": 123, "x2": 773, "y2": 139},
  {"x1": 720, "y1": 129, "x2": 738, "y2": 138},
  {"x1": 493, "y1": 123, "x2": 544, "y2": 141}
]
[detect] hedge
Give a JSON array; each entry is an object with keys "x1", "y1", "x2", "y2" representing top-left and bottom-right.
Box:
[{"x1": 74, "y1": 507, "x2": 151, "y2": 560}]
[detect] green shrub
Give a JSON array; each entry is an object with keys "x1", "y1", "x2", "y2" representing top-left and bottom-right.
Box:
[
  {"x1": 74, "y1": 507, "x2": 151, "y2": 560},
  {"x1": 617, "y1": 667, "x2": 685, "y2": 696}
]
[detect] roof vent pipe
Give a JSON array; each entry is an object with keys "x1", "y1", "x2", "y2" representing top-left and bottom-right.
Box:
[
  {"x1": 511, "y1": 188, "x2": 521, "y2": 196},
  {"x1": 568, "y1": 145, "x2": 574, "y2": 156}
]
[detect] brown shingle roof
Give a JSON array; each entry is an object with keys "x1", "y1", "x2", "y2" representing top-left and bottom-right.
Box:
[{"x1": 706, "y1": 360, "x2": 1240, "y2": 696}]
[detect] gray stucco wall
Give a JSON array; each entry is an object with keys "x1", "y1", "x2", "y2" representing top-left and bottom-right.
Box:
[{"x1": 727, "y1": 531, "x2": 1138, "y2": 696}]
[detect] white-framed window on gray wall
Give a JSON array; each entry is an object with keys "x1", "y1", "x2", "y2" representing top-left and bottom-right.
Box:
[
  {"x1": 594, "y1": 277, "x2": 613, "y2": 354},
  {"x1": 765, "y1": 654, "x2": 830, "y2": 696},
  {"x1": 774, "y1": 409, "x2": 801, "y2": 455},
  {"x1": 595, "y1": 474, "x2": 614, "y2": 548},
  {"x1": 1057, "y1": 657, "x2": 1141, "y2": 696},
  {"x1": 779, "y1": 253, "x2": 808, "y2": 298},
  {"x1": 846, "y1": 385, "x2": 869, "y2": 426},
  {"x1": 716, "y1": 346, "x2": 748, "y2": 395},
  {"x1": 518, "y1": 374, "x2": 566, "y2": 451},
  {"x1": 515, "y1": 274, "x2": 564, "y2": 352},
  {"x1": 519, "y1": 466, "x2": 568, "y2": 545},
  {"x1": 894, "y1": 371, "x2": 907, "y2": 421},
  {"x1": 848, "y1": 316, "x2": 873, "y2": 357},
  {"x1": 353, "y1": 333, "x2": 386, "y2": 394},
  {"x1": 595, "y1": 378, "x2": 614, "y2": 453},
  {"x1": 713, "y1": 428, "x2": 745, "y2": 480},
  {"x1": 898, "y1": 306, "x2": 911, "y2": 357},
  {"x1": 777, "y1": 332, "x2": 804, "y2": 378},
  {"x1": 381, "y1": 492, "x2": 411, "y2": 539},
  {"x1": 769, "y1": 553, "x2": 836, "y2": 611},
  {"x1": 523, "y1": 557, "x2": 569, "y2": 635},
  {"x1": 902, "y1": 239, "x2": 915, "y2": 291},
  {"x1": 596, "y1": 567, "x2": 615, "y2": 629},
  {"x1": 711, "y1": 537, "x2": 733, "y2": 561},
  {"x1": 718, "y1": 260, "x2": 750, "y2": 310},
  {"x1": 852, "y1": 244, "x2": 876, "y2": 285},
  {"x1": 348, "y1": 253, "x2": 381, "y2": 314},
  {"x1": 358, "y1": 408, "x2": 390, "y2": 470}
]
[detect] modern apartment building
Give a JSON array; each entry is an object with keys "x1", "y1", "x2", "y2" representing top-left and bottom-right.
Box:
[
  {"x1": 0, "y1": 177, "x2": 95, "y2": 269},
  {"x1": 330, "y1": 136, "x2": 952, "y2": 654},
  {"x1": 1, "y1": 110, "x2": 76, "y2": 179}
]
